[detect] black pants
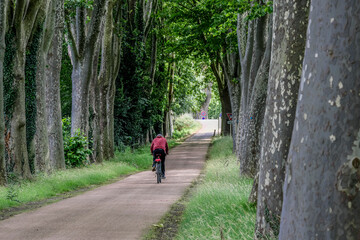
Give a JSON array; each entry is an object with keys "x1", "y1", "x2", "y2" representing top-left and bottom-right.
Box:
[{"x1": 153, "y1": 148, "x2": 166, "y2": 176}]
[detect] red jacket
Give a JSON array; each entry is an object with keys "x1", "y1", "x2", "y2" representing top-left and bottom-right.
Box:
[{"x1": 151, "y1": 136, "x2": 169, "y2": 154}]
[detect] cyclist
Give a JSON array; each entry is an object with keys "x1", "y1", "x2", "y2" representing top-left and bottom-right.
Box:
[{"x1": 150, "y1": 134, "x2": 169, "y2": 179}]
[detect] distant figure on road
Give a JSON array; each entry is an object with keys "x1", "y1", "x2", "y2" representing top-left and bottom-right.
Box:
[{"x1": 151, "y1": 134, "x2": 169, "y2": 179}]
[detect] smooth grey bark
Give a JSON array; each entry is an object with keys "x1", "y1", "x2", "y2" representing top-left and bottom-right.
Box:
[
  {"x1": 9, "y1": 0, "x2": 43, "y2": 179},
  {"x1": 67, "y1": 0, "x2": 108, "y2": 136},
  {"x1": 279, "y1": 1, "x2": 360, "y2": 238},
  {"x1": 0, "y1": 0, "x2": 7, "y2": 185},
  {"x1": 255, "y1": 0, "x2": 309, "y2": 238},
  {"x1": 45, "y1": 0, "x2": 65, "y2": 170},
  {"x1": 34, "y1": 0, "x2": 54, "y2": 173}
]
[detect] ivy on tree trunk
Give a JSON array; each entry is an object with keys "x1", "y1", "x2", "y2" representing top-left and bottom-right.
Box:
[
  {"x1": 0, "y1": 0, "x2": 7, "y2": 185},
  {"x1": 7, "y1": 0, "x2": 44, "y2": 179}
]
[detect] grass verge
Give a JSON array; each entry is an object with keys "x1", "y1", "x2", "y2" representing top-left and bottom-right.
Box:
[
  {"x1": 0, "y1": 162, "x2": 136, "y2": 211},
  {"x1": 144, "y1": 136, "x2": 256, "y2": 240}
]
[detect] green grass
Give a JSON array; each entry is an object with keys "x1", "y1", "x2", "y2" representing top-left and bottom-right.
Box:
[
  {"x1": 175, "y1": 136, "x2": 256, "y2": 240},
  {"x1": 0, "y1": 161, "x2": 137, "y2": 210}
]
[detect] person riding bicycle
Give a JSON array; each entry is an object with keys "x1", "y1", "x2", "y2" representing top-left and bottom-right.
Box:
[{"x1": 151, "y1": 134, "x2": 169, "y2": 179}]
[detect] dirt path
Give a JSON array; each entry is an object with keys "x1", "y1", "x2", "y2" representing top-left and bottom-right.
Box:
[{"x1": 0, "y1": 120, "x2": 218, "y2": 240}]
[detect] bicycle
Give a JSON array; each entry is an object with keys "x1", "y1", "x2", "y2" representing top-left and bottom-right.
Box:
[{"x1": 154, "y1": 154, "x2": 162, "y2": 184}]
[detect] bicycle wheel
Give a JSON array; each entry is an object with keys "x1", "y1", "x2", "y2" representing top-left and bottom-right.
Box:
[
  {"x1": 156, "y1": 163, "x2": 162, "y2": 184},
  {"x1": 157, "y1": 172, "x2": 161, "y2": 183}
]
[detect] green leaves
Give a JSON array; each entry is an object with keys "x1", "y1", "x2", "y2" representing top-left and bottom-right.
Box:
[
  {"x1": 160, "y1": 0, "x2": 273, "y2": 59},
  {"x1": 64, "y1": 0, "x2": 94, "y2": 19},
  {"x1": 62, "y1": 118, "x2": 92, "y2": 168},
  {"x1": 245, "y1": 1, "x2": 273, "y2": 21},
  {"x1": 161, "y1": 0, "x2": 241, "y2": 58},
  {"x1": 64, "y1": 0, "x2": 94, "y2": 10}
]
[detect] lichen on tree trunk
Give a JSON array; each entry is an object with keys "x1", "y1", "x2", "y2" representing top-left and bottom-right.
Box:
[
  {"x1": 237, "y1": 13, "x2": 272, "y2": 178},
  {"x1": 279, "y1": 1, "x2": 360, "y2": 238},
  {"x1": 255, "y1": 0, "x2": 309, "y2": 238}
]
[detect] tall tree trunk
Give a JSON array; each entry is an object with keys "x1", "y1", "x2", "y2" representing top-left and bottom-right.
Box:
[
  {"x1": 255, "y1": 0, "x2": 309, "y2": 238},
  {"x1": 45, "y1": 0, "x2": 66, "y2": 170},
  {"x1": 97, "y1": 0, "x2": 116, "y2": 162},
  {"x1": 107, "y1": 37, "x2": 120, "y2": 158},
  {"x1": 221, "y1": 49, "x2": 241, "y2": 150},
  {"x1": 237, "y1": 14, "x2": 271, "y2": 178},
  {"x1": 11, "y1": 48, "x2": 31, "y2": 178},
  {"x1": 244, "y1": 17, "x2": 272, "y2": 200},
  {"x1": 67, "y1": 0, "x2": 108, "y2": 136},
  {"x1": 279, "y1": 1, "x2": 360, "y2": 238},
  {"x1": 107, "y1": 78, "x2": 116, "y2": 158},
  {"x1": 34, "y1": 0, "x2": 54, "y2": 173},
  {"x1": 7, "y1": 0, "x2": 44, "y2": 179},
  {"x1": 107, "y1": 0, "x2": 122, "y2": 159},
  {"x1": 210, "y1": 61, "x2": 231, "y2": 136},
  {"x1": 149, "y1": 32, "x2": 157, "y2": 90},
  {"x1": 71, "y1": 58, "x2": 92, "y2": 136},
  {"x1": 220, "y1": 89, "x2": 232, "y2": 136},
  {"x1": 163, "y1": 59, "x2": 175, "y2": 137},
  {"x1": 237, "y1": 17, "x2": 255, "y2": 176},
  {"x1": 90, "y1": 37, "x2": 102, "y2": 162},
  {"x1": 103, "y1": 0, "x2": 122, "y2": 159},
  {"x1": 0, "y1": 0, "x2": 7, "y2": 185}
]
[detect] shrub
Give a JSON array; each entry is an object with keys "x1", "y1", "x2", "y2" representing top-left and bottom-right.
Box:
[
  {"x1": 62, "y1": 118, "x2": 92, "y2": 168},
  {"x1": 173, "y1": 114, "x2": 200, "y2": 139},
  {"x1": 172, "y1": 129, "x2": 190, "y2": 139}
]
